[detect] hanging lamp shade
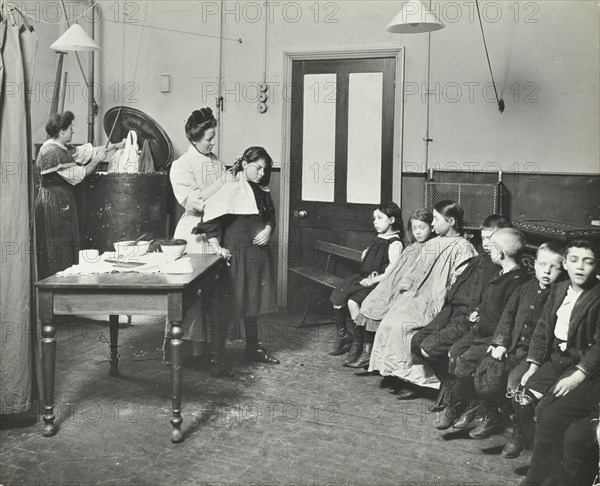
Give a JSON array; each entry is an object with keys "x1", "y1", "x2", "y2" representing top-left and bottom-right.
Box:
[
  {"x1": 50, "y1": 24, "x2": 100, "y2": 51},
  {"x1": 386, "y1": 0, "x2": 445, "y2": 34}
]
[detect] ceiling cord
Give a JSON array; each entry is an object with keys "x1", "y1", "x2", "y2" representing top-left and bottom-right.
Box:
[{"x1": 475, "y1": 0, "x2": 505, "y2": 113}]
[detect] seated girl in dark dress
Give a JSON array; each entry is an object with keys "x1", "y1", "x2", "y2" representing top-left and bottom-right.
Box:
[
  {"x1": 328, "y1": 202, "x2": 404, "y2": 360},
  {"x1": 193, "y1": 146, "x2": 279, "y2": 376}
]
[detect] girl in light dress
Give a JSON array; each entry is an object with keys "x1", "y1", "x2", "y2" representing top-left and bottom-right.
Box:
[
  {"x1": 346, "y1": 209, "x2": 434, "y2": 368},
  {"x1": 365, "y1": 201, "x2": 477, "y2": 390}
]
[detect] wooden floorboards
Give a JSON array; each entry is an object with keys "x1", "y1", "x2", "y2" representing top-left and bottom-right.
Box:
[{"x1": 0, "y1": 313, "x2": 530, "y2": 485}]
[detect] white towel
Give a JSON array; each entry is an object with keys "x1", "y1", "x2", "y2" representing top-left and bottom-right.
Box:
[
  {"x1": 202, "y1": 174, "x2": 259, "y2": 222},
  {"x1": 109, "y1": 130, "x2": 139, "y2": 173}
]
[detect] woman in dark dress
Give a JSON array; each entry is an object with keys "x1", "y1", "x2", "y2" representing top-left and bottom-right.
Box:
[
  {"x1": 194, "y1": 146, "x2": 280, "y2": 376},
  {"x1": 35, "y1": 112, "x2": 122, "y2": 278}
]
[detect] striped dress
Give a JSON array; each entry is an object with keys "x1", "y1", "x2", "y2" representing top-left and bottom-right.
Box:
[{"x1": 368, "y1": 236, "x2": 477, "y2": 388}]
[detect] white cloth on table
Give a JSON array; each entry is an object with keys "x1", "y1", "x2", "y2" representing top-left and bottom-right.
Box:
[{"x1": 55, "y1": 255, "x2": 194, "y2": 276}]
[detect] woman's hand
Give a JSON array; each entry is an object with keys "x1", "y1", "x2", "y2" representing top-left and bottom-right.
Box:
[
  {"x1": 219, "y1": 247, "x2": 232, "y2": 260},
  {"x1": 112, "y1": 139, "x2": 126, "y2": 150},
  {"x1": 91, "y1": 147, "x2": 108, "y2": 164},
  {"x1": 361, "y1": 248, "x2": 368, "y2": 261},
  {"x1": 253, "y1": 226, "x2": 272, "y2": 246},
  {"x1": 209, "y1": 242, "x2": 231, "y2": 260},
  {"x1": 469, "y1": 311, "x2": 480, "y2": 323}
]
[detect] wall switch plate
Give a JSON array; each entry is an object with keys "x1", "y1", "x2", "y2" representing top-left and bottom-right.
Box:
[{"x1": 160, "y1": 74, "x2": 171, "y2": 93}]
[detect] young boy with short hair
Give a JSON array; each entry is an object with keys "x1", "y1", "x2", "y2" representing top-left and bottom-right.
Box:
[
  {"x1": 431, "y1": 228, "x2": 530, "y2": 430},
  {"x1": 409, "y1": 214, "x2": 512, "y2": 401},
  {"x1": 517, "y1": 239, "x2": 600, "y2": 486},
  {"x1": 476, "y1": 242, "x2": 565, "y2": 455}
]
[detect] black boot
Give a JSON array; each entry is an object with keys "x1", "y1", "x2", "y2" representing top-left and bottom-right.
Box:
[
  {"x1": 343, "y1": 325, "x2": 364, "y2": 366},
  {"x1": 244, "y1": 317, "x2": 280, "y2": 364},
  {"x1": 469, "y1": 403, "x2": 503, "y2": 439},
  {"x1": 329, "y1": 307, "x2": 353, "y2": 356},
  {"x1": 346, "y1": 343, "x2": 372, "y2": 368},
  {"x1": 433, "y1": 401, "x2": 463, "y2": 430},
  {"x1": 501, "y1": 412, "x2": 525, "y2": 458},
  {"x1": 503, "y1": 396, "x2": 535, "y2": 458},
  {"x1": 347, "y1": 330, "x2": 374, "y2": 368}
]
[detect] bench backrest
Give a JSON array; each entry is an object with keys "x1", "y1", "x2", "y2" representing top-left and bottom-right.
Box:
[
  {"x1": 314, "y1": 240, "x2": 363, "y2": 262},
  {"x1": 313, "y1": 240, "x2": 362, "y2": 279}
]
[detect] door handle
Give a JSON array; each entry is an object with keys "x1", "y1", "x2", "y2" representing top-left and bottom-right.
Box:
[{"x1": 293, "y1": 210, "x2": 308, "y2": 219}]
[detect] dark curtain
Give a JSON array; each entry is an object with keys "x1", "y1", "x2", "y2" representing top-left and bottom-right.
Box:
[{"x1": 0, "y1": 1, "x2": 38, "y2": 416}]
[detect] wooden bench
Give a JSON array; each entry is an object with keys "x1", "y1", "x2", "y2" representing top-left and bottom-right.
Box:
[{"x1": 289, "y1": 240, "x2": 362, "y2": 326}]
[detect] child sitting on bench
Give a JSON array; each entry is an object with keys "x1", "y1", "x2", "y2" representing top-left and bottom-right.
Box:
[
  {"x1": 517, "y1": 239, "x2": 600, "y2": 486},
  {"x1": 328, "y1": 201, "x2": 404, "y2": 357}
]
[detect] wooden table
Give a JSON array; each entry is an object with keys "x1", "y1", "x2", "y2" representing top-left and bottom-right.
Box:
[{"x1": 35, "y1": 254, "x2": 223, "y2": 443}]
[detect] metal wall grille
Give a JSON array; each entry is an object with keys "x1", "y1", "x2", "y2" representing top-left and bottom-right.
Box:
[{"x1": 425, "y1": 182, "x2": 502, "y2": 229}]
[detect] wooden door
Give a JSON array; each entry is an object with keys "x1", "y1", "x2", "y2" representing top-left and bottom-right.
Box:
[{"x1": 287, "y1": 57, "x2": 396, "y2": 300}]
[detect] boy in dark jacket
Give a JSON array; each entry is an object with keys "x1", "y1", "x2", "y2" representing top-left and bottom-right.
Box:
[
  {"x1": 409, "y1": 214, "x2": 512, "y2": 401},
  {"x1": 431, "y1": 228, "x2": 530, "y2": 430},
  {"x1": 473, "y1": 242, "x2": 565, "y2": 447},
  {"x1": 518, "y1": 239, "x2": 600, "y2": 486}
]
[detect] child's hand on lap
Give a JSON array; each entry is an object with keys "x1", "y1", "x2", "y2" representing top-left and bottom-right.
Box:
[
  {"x1": 552, "y1": 370, "x2": 586, "y2": 397},
  {"x1": 359, "y1": 277, "x2": 375, "y2": 287},
  {"x1": 488, "y1": 345, "x2": 507, "y2": 360},
  {"x1": 520, "y1": 363, "x2": 539, "y2": 386}
]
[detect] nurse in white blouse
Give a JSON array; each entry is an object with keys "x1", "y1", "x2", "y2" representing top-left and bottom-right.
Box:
[
  {"x1": 169, "y1": 108, "x2": 233, "y2": 360},
  {"x1": 170, "y1": 107, "x2": 233, "y2": 254}
]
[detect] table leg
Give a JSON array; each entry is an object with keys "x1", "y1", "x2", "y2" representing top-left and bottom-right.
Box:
[
  {"x1": 109, "y1": 315, "x2": 120, "y2": 377},
  {"x1": 169, "y1": 320, "x2": 184, "y2": 443},
  {"x1": 41, "y1": 320, "x2": 57, "y2": 437}
]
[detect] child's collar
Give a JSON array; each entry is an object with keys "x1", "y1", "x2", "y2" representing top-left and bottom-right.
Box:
[
  {"x1": 499, "y1": 263, "x2": 519, "y2": 275},
  {"x1": 377, "y1": 231, "x2": 399, "y2": 239}
]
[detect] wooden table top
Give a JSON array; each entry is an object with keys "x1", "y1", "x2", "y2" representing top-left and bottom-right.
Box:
[{"x1": 35, "y1": 254, "x2": 223, "y2": 290}]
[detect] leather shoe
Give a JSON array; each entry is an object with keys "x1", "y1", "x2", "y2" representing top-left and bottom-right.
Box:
[
  {"x1": 433, "y1": 403, "x2": 461, "y2": 430},
  {"x1": 501, "y1": 438, "x2": 525, "y2": 459},
  {"x1": 395, "y1": 389, "x2": 418, "y2": 400},
  {"x1": 346, "y1": 343, "x2": 372, "y2": 368},
  {"x1": 453, "y1": 401, "x2": 483, "y2": 429},
  {"x1": 245, "y1": 346, "x2": 280, "y2": 364},
  {"x1": 469, "y1": 417, "x2": 503, "y2": 439}
]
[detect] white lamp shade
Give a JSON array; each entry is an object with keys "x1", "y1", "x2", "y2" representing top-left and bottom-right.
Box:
[
  {"x1": 386, "y1": 0, "x2": 445, "y2": 34},
  {"x1": 50, "y1": 24, "x2": 100, "y2": 51}
]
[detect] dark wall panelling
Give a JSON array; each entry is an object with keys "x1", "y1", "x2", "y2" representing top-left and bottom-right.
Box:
[{"x1": 401, "y1": 171, "x2": 600, "y2": 227}]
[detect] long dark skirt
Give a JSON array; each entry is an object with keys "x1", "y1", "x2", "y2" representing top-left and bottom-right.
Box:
[
  {"x1": 216, "y1": 239, "x2": 278, "y2": 322},
  {"x1": 35, "y1": 183, "x2": 80, "y2": 279}
]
